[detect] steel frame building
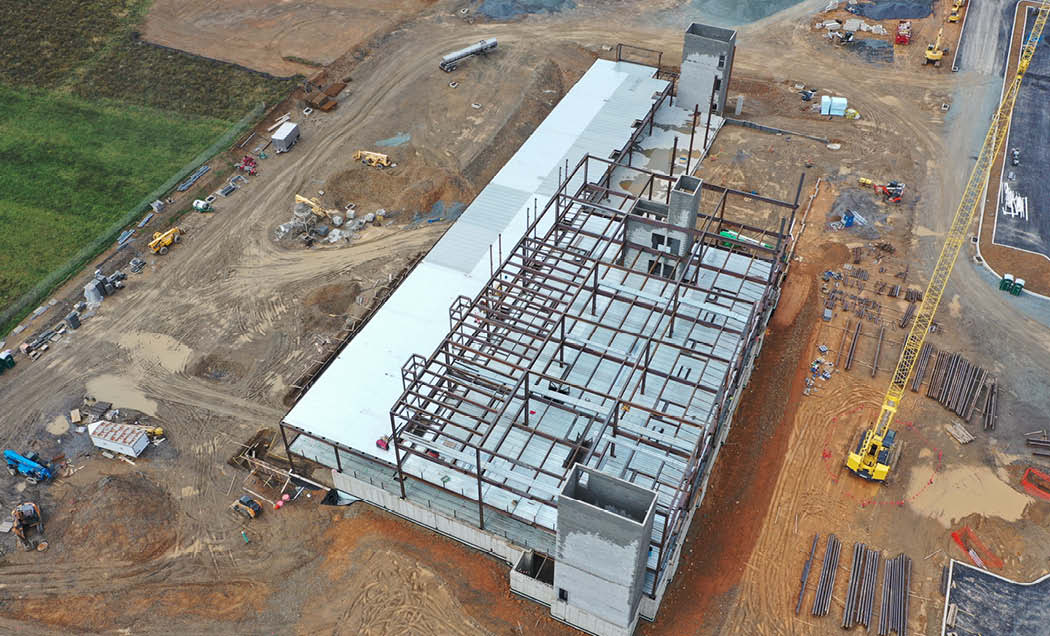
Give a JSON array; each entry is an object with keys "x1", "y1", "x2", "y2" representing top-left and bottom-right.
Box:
[
  {"x1": 279, "y1": 40, "x2": 801, "y2": 635},
  {"x1": 386, "y1": 152, "x2": 796, "y2": 587}
]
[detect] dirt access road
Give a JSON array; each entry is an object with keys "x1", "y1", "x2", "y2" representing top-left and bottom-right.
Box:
[{"x1": 3, "y1": 0, "x2": 1050, "y2": 633}]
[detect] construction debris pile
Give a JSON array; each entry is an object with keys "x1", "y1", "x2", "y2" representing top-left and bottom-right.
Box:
[
  {"x1": 276, "y1": 195, "x2": 388, "y2": 246},
  {"x1": 815, "y1": 18, "x2": 890, "y2": 37}
]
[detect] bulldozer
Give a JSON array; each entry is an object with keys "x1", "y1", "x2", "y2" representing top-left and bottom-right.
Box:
[
  {"x1": 924, "y1": 28, "x2": 949, "y2": 66},
  {"x1": 12, "y1": 502, "x2": 44, "y2": 551},
  {"x1": 948, "y1": 0, "x2": 966, "y2": 23},
  {"x1": 149, "y1": 227, "x2": 182, "y2": 255},
  {"x1": 353, "y1": 150, "x2": 391, "y2": 168}
]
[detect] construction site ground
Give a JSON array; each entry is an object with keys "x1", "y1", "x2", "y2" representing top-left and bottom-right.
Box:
[{"x1": 2, "y1": 1, "x2": 1050, "y2": 634}]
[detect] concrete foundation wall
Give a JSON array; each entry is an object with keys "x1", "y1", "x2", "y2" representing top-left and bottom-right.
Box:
[
  {"x1": 679, "y1": 23, "x2": 736, "y2": 115},
  {"x1": 337, "y1": 467, "x2": 649, "y2": 636},
  {"x1": 331, "y1": 469, "x2": 521, "y2": 563},
  {"x1": 551, "y1": 599, "x2": 640, "y2": 636},
  {"x1": 510, "y1": 568, "x2": 556, "y2": 605}
]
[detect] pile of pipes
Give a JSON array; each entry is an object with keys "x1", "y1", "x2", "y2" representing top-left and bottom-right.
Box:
[
  {"x1": 843, "y1": 543, "x2": 880, "y2": 629},
  {"x1": 920, "y1": 350, "x2": 997, "y2": 429},
  {"x1": 878, "y1": 553, "x2": 912, "y2": 636},
  {"x1": 811, "y1": 534, "x2": 841, "y2": 617},
  {"x1": 1026, "y1": 430, "x2": 1050, "y2": 458}
]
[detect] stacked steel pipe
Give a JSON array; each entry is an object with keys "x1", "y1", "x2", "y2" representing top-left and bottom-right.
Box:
[
  {"x1": 845, "y1": 322, "x2": 862, "y2": 371},
  {"x1": 811, "y1": 534, "x2": 841, "y2": 617},
  {"x1": 1027, "y1": 436, "x2": 1050, "y2": 457},
  {"x1": 909, "y1": 342, "x2": 933, "y2": 392},
  {"x1": 878, "y1": 553, "x2": 912, "y2": 636},
  {"x1": 924, "y1": 351, "x2": 996, "y2": 425},
  {"x1": 796, "y1": 534, "x2": 819, "y2": 615},
  {"x1": 899, "y1": 301, "x2": 916, "y2": 328},
  {"x1": 982, "y1": 381, "x2": 999, "y2": 431},
  {"x1": 842, "y1": 543, "x2": 881, "y2": 629}
]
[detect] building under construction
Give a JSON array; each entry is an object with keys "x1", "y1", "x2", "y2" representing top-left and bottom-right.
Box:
[{"x1": 281, "y1": 26, "x2": 801, "y2": 636}]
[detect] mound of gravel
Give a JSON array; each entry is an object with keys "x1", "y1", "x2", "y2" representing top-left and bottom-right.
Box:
[
  {"x1": 478, "y1": 0, "x2": 576, "y2": 19},
  {"x1": 852, "y1": 0, "x2": 933, "y2": 20},
  {"x1": 690, "y1": 0, "x2": 808, "y2": 26}
]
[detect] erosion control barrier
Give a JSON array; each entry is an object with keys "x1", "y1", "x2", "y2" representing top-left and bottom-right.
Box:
[
  {"x1": 0, "y1": 103, "x2": 266, "y2": 338},
  {"x1": 722, "y1": 117, "x2": 830, "y2": 144}
]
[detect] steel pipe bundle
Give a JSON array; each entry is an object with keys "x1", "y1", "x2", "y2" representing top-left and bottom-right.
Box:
[
  {"x1": 924, "y1": 351, "x2": 995, "y2": 423},
  {"x1": 872, "y1": 326, "x2": 885, "y2": 377},
  {"x1": 836, "y1": 320, "x2": 851, "y2": 369},
  {"x1": 842, "y1": 543, "x2": 880, "y2": 628},
  {"x1": 857, "y1": 548, "x2": 880, "y2": 628},
  {"x1": 811, "y1": 534, "x2": 841, "y2": 617},
  {"x1": 910, "y1": 342, "x2": 933, "y2": 392},
  {"x1": 845, "y1": 322, "x2": 862, "y2": 371},
  {"x1": 984, "y1": 382, "x2": 999, "y2": 431},
  {"x1": 1027, "y1": 438, "x2": 1050, "y2": 457},
  {"x1": 899, "y1": 301, "x2": 916, "y2": 328},
  {"x1": 843, "y1": 543, "x2": 865, "y2": 628},
  {"x1": 796, "y1": 534, "x2": 819, "y2": 615},
  {"x1": 878, "y1": 553, "x2": 912, "y2": 635}
]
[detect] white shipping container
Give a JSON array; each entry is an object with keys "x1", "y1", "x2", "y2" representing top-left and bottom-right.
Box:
[{"x1": 88, "y1": 421, "x2": 149, "y2": 457}]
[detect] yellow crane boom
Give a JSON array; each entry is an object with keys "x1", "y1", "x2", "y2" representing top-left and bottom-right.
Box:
[{"x1": 847, "y1": 1, "x2": 1050, "y2": 481}]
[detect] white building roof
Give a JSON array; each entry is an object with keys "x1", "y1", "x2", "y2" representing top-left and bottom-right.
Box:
[{"x1": 284, "y1": 59, "x2": 669, "y2": 458}]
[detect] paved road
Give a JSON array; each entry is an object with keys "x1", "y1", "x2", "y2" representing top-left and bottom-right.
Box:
[
  {"x1": 941, "y1": 0, "x2": 1050, "y2": 452},
  {"x1": 992, "y1": 6, "x2": 1050, "y2": 258}
]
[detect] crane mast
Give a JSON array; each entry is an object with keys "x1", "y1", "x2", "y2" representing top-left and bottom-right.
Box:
[{"x1": 847, "y1": 1, "x2": 1050, "y2": 481}]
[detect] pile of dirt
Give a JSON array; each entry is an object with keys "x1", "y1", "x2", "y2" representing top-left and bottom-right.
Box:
[
  {"x1": 57, "y1": 473, "x2": 177, "y2": 562},
  {"x1": 304, "y1": 282, "x2": 360, "y2": 331},
  {"x1": 190, "y1": 352, "x2": 247, "y2": 383}
]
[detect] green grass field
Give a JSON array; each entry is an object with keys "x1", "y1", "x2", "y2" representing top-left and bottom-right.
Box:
[
  {"x1": 0, "y1": 0, "x2": 299, "y2": 332},
  {"x1": 0, "y1": 86, "x2": 228, "y2": 309}
]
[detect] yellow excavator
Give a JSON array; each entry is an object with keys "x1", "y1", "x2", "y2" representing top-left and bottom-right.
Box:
[
  {"x1": 847, "y1": 1, "x2": 1050, "y2": 481},
  {"x1": 294, "y1": 194, "x2": 341, "y2": 221},
  {"x1": 924, "y1": 28, "x2": 949, "y2": 66}
]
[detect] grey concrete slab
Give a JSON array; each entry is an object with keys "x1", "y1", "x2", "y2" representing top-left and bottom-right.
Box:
[{"x1": 943, "y1": 561, "x2": 1050, "y2": 635}]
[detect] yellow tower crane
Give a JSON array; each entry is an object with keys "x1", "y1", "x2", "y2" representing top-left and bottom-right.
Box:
[{"x1": 847, "y1": 0, "x2": 1050, "y2": 481}]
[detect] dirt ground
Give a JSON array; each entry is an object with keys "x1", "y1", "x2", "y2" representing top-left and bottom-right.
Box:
[
  {"x1": 2, "y1": 0, "x2": 1050, "y2": 634},
  {"x1": 142, "y1": 0, "x2": 437, "y2": 76}
]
